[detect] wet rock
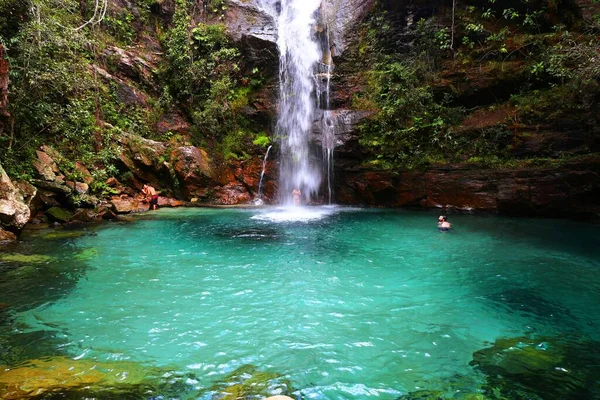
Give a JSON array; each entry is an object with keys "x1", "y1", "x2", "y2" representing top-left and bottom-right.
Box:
[
  {"x1": 33, "y1": 179, "x2": 73, "y2": 196},
  {"x1": 470, "y1": 336, "x2": 600, "y2": 399},
  {"x1": 0, "y1": 253, "x2": 55, "y2": 264},
  {"x1": 207, "y1": 364, "x2": 295, "y2": 400},
  {"x1": 157, "y1": 197, "x2": 185, "y2": 207},
  {"x1": 110, "y1": 197, "x2": 149, "y2": 213},
  {"x1": 0, "y1": 357, "x2": 156, "y2": 399},
  {"x1": 45, "y1": 206, "x2": 72, "y2": 223},
  {"x1": 214, "y1": 182, "x2": 252, "y2": 205},
  {"x1": 70, "y1": 208, "x2": 99, "y2": 223},
  {"x1": 0, "y1": 228, "x2": 17, "y2": 243},
  {"x1": 336, "y1": 158, "x2": 600, "y2": 217},
  {"x1": 312, "y1": 109, "x2": 374, "y2": 167}
]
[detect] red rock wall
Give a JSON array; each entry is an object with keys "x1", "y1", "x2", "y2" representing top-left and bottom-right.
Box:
[{"x1": 335, "y1": 158, "x2": 600, "y2": 218}]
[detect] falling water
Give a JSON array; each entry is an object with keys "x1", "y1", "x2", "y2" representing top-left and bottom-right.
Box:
[
  {"x1": 319, "y1": 33, "x2": 336, "y2": 205},
  {"x1": 259, "y1": 0, "x2": 324, "y2": 205},
  {"x1": 256, "y1": 145, "x2": 273, "y2": 203}
]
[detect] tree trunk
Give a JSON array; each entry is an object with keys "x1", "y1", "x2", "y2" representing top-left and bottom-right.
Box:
[{"x1": 0, "y1": 44, "x2": 10, "y2": 140}]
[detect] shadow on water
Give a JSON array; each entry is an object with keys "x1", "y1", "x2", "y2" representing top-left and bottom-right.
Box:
[
  {"x1": 0, "y1": 228, "x2": 99, "y2": 365},
  {"x1": 485, "y1": 287, "x2": 578, "y2": 326}
]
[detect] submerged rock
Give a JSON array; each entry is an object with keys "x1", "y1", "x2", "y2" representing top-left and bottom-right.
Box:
[
  {"x1": 0, "y1": 357, "x2": 154, "y2": 399},
  {"x1": 206, "y1": 364, "x2": 295, "y2": 399},
  {"x1": 0, "y1": 253, "x2": 55, "y2": 264},
  {"x1": 470, "y1": 336, "x2": 600, "y2": 399}
]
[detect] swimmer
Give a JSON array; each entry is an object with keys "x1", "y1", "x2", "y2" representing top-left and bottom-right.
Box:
[{"x1": 438, "y1": 215, "x2": 452, "y2": 231}]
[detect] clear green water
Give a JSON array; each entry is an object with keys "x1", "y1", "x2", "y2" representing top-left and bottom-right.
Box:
[{"x1": 1, "y1": 207, "x2": 599, "y2": 399}]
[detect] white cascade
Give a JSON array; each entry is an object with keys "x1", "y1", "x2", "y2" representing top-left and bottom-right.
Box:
[
  {"x1": 255, "y1": 144, "x2": 273, "y2": 204},
  {"x1": 259, "y1": 0, "x2": 325, "y2": 205}
]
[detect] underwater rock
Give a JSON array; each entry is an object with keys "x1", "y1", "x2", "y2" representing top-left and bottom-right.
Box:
[
  {"x1": 470, "y1": 336, "x2": 600, "y2": 399},
  {"x1": 206, "y1": 364, "x2": 295, "y2": 400},
  {"x1": 73, "y1": 248, "x2": 98, "y2": 261},
  {"x1": 0, "y1": 253, "x2": 55, "y2": 264},
  {"x1": 397, "y1": 390, "x2": 444, "y2": 400},
  {"x1": 42, "y1": 230, "x2": 90, "y2": 240},
  {"x1": 0, "y1": 357, "x2": 155, "y2": 399}
]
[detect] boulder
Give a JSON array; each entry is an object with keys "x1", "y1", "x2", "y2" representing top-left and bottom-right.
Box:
[
  {"x1": 0, "y1": 164, "x2": 31, "y2": 231},
  {"x1": 75, "y1": 161, "x2": 94, "y2": 184},
  {"x1": 65, "y1": 181, "x2": 89, "y2": 195},
  {"x1": 157, "y1": 197, "x2": 185, "y2": 207},
  {"x1": 110, "y1": 197, "x2": 149, "y2": 213},
  {"x1": 172, "y1": 146, "x2": 216, "y2": 198},
  {"x1": 33, "y1": 149, "x2": 60, "y2": 181},
  {"x1": 101, "y1": 46, "x2": 155, "y2": 85},
  {"x1": 0, "y1": 228, "x2": 17, "y2": 243},
  {"x1": 214, "y1": 182, "x2": 251, "y2": 205},
  {"x1": 45, "y1": 206, "x2": 72, "y2": 223}
]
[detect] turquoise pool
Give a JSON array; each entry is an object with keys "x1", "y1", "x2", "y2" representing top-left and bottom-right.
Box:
[{"x1": 1, "y1": 207, "x2": 599, "y2": 399}]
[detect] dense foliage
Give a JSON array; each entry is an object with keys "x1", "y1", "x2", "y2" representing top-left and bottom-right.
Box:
[
  {"x1": 0, "y1": 0, "x2": 268, "y2": 186},
  {"x1": 161, "y1": 0, "x2": 267, "y2": 159},
  {"x1": 353, "y1": 0, "x2": 600, "y2": 169}
]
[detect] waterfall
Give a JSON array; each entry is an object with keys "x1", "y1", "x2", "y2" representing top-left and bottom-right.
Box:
[
  {"x1": 319, "y1": 33, "x2": 336, "y2": 205},
  {"x1": 256, "y1": 145, "x2": 273, "y2": 203},
  {"x1": 259, "y1": 0, "x2": 325, "y2": 206}
]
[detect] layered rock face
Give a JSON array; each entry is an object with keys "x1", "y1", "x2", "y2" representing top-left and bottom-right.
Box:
[{"x1": 336, "y1": 159, "x2": 600, "y2": 217}]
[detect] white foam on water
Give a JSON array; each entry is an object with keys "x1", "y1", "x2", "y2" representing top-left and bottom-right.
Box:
[{"x1": 251, "y1": 205, "x2": 340, "y2": 223}]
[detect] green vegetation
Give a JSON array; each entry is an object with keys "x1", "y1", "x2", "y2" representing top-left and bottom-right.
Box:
[
  {"x1": 0, "y1": 0, "x2": 268, "y2": 189},
  {"x1": 352, "y1": 0, "x2": 600, "y2": 169},
  {"x1": 161, "y1": 0, "x2": 267, "y2": 159}
]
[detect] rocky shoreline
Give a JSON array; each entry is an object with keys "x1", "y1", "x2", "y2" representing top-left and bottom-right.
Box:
[{"x1": 2, "y1": 145, "x2": 598, "y2": 245}]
